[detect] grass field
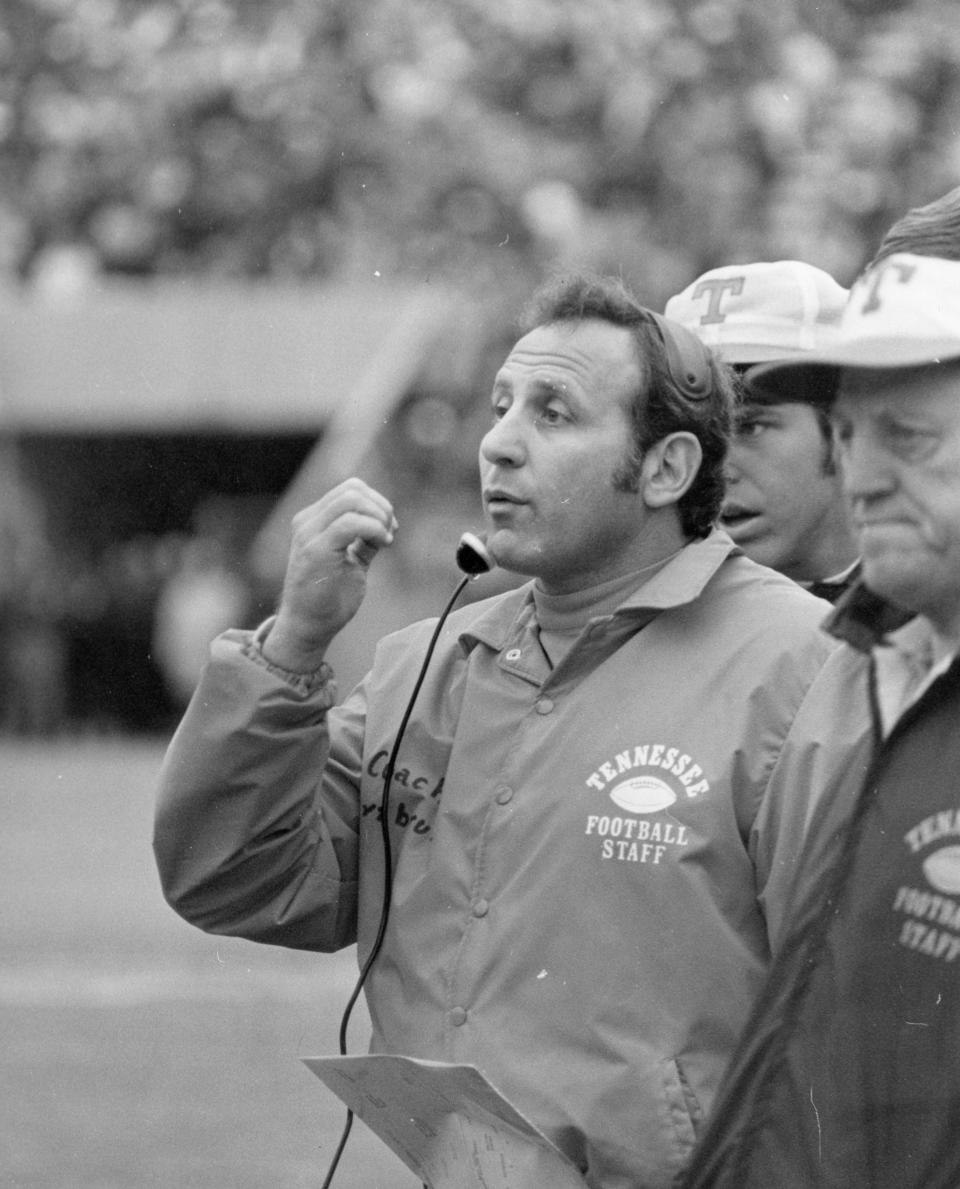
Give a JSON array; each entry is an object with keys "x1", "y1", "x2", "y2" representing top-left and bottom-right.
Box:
[{"x1": 0, "y1": 739, "x2": 420, "y2": 1189}]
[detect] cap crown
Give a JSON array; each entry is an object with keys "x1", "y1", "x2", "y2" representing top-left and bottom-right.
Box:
[
  {"x1": 747, "y1": 253, "x2": 960, "y2": 396},
  {"x1": 833, "y1": 253, "x2": 960, "y2": 366},
  {"x1": 664, "y1": 261, "x2": 849, "y2": 364}
]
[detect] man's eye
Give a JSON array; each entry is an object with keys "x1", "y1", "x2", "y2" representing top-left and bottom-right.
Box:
[
  {"x1": 886, "y1": 422, "x2": 939, "y2": 459},
  {"x1": 736, "y1": 419, "x2": 765, "y2": 438},
  {"x1": 540, "y1": 406, "x2": 567, "y2": 425}
]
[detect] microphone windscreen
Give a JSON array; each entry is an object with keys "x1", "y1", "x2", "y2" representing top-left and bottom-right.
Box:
[{"x1": 456, "y1": 532, "x2": 494, "y2": 575}]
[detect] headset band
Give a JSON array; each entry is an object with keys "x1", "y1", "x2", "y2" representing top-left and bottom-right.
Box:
[{"x1": 643, "y1": 309, "x2": 714, "y2": 401}]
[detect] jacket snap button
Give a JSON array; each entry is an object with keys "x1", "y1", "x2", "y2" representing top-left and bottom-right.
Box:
[
  {"x1": 473, "y1": 898, "x2": 489, "y2": 918},
  {"x1": 450, "y1": 1006, "x2": 467, "y2": 1026},
  {"x1": 536, "y1": 697, "x2": 554, "y2": 715}
]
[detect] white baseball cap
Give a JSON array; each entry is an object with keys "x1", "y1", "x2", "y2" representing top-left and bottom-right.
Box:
[
  {"x1": 664, "y1": 260, "x2": 849, "y2": 365},
  {"x1": 749, "y1": 253, "x2": 960, "y2": 398}
]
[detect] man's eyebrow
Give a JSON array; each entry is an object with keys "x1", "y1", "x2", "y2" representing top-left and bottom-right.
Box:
[
  {"x1": 492, "y1": 375, "x2": 572, "y2": 400},
  {"x1": 736, "y1": 403, "x2": 773, "y2": 421},
  {"x1": 525, "y1": 376, "x2": 573, "y2": 399}
]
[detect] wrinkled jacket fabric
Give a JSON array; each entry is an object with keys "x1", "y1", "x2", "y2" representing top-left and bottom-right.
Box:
[
  {"x1": 682, "y1": 582, "x2": 960, "y2": 1189},
  {"x1": 155, "y1": 532, "x2": 844, "y2": 1189}
]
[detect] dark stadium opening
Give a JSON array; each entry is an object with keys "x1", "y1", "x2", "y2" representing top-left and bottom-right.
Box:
[
  {"x1": 15, "y1": 431, "x2": 318, "y2": 552},
  {"x1": 4, "y1": 432, "x2": 318, "y2": 735}
]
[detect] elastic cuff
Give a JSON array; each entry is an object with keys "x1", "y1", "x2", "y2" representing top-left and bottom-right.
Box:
[{"x1": 242, "y1": 618, "x2": 338, "y2": 703}]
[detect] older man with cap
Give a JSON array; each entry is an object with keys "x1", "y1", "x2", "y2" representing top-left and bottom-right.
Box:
[
  {"x1": 665, "y1": 261, "x2": 859, "y2": 600},
  {"x1": 681, "y1": 253, "x2": 960, "y2": 1189}
]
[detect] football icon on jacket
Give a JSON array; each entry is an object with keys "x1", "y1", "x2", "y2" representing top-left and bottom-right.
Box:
[
  {"x1": 922, "y1": 845, "x2": 960, "y2": 896},
  {"x1": 610, "y1": 775, "x2": 677, "y2": 814}
]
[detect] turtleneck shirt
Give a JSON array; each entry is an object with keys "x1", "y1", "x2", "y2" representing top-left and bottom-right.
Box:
[{"x1": 531, "y1": 557, "x2": 677, "y2": 669}]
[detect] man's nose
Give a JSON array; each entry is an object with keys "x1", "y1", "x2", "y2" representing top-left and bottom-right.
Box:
[
  {"x1": 480, "y1": 410, "x2": 526, "y2": 467},
  {"x1": 838, "y1": 429, "x2": 893, "y2": 502}
]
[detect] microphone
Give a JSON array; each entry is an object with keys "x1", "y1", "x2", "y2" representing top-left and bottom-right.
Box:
[
  {"x1": 322, "y1": 525, "x2": 494, "y2": 1189},
  {"x1": 456, "y1": 531, "x2": 495, "y2": 576}
]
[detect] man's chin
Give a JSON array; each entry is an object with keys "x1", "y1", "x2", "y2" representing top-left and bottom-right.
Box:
[
  {"x1": 723, "y1": 527, "x2": 784, "y2": 572},
  {"x1": 483, "y1": 530, "x2": 539, "y2": 578},
  {"x1": 859, "y1": 556, "x2": 923, "y2": 614}
]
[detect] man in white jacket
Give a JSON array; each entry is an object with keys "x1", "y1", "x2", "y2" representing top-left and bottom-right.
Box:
[{"x1": 155, "y1": 273, "x2": 849, "y2": 1189}]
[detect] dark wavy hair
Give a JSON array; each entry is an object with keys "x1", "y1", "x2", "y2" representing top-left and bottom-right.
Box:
[{"x1": 520, "y1": 273, "x2": 735, "y2": 539}]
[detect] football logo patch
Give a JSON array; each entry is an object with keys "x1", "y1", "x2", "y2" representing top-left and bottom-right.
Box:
[
  {"x1": 583, "y1": 741, "x2": 702, "y2": 865},
  {"x1": 922, "y1": 845, "x2": 960, "y2": 896},
  {"x1": 609, "y1": 775, "x2": 676, "y2": 815}
]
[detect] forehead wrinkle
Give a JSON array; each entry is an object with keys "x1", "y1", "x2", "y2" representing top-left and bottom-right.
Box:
[
  {"x1": 499, "y1": 341, "x2": 640, "y2": 401},
  {"x1": 500, "y1": 344, "x2": 597, "y2": 386},
  {"x1": 496, "y1": 320, "x2": 644, "y2": 413}
]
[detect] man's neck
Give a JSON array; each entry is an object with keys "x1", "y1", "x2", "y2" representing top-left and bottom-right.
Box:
[
  {"x1": 534, "y1": 517, "x2": 690, "y2": 597},
  {"x1": 786, "y1": 491, "x2": 859, "y2": 585},
  {"x1": 793, "y1": 524, "x2": 859, "y2": 586}
]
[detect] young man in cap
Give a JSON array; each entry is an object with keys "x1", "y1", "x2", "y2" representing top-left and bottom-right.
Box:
[
  {"x1": 665, "y1": 261, "x2": 859, "y2": 601},
  {"x1": 681, "y1": 253, "x2": 960, "y2": 1189},
  {"x1": 155, "y1": 273, "x2": 847, "y2": 1189}
]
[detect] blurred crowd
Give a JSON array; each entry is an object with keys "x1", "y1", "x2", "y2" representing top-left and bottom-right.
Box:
[
  {"x1": 1, "y1": 0, "x2": 959, "y2": 733},
  {"x1": 2, "y1": 0, "x2": 958, "y2": 304}
]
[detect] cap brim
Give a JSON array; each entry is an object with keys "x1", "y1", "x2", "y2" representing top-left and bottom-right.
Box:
[
  {"x1": 748, "y1": 336, "x2": 960, "y2": 401},
  {"x1": 752, "y1": 335, "x2": 960, "y2": 375},
  {"x1": 745, "y1": 363, "x2": 840, "y2": 405},
  {"x1": 720, "y1": 344, "x2": 817, "y2": 365}
]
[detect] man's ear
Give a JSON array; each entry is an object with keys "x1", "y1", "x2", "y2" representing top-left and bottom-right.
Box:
[{"x1": 640, "y1": 432, "x2": 703, "y2": 509}]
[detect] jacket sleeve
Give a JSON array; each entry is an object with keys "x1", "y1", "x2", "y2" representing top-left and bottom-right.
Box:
[
  {"x1": 749, "y1": 643, "x2": 874, "y2": 952},
  {"x1": 153, "y1": 627, "x2": 367, "y2": 952}
]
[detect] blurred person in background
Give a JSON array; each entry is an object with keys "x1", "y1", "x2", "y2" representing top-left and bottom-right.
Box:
[
  {"x1": 0, "y1": 540, "x2": 70, "y2": 736},
  {"x1": 63, "y1": 537, "x2": 178, "y2": 735},
  {"x1": 155, "y1": 273, "x2": 852, "y2": 1189},
  {"x1": 665, "y1": 261, "x2": 859, "y2": 602},
  {"x1": 152, "y1": 533, "x2": 254, "y2": 708},
  {"x1": 0, "y1": 465, "x2": 69, "y2": 735},
  {"x1": 681, "y1": 253, "x2": 960, "y2": 1189}
]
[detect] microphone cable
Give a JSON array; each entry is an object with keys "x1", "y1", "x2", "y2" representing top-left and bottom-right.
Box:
[{"x1": 320, "y1": 558, "x2": 486, "y2": 1188}]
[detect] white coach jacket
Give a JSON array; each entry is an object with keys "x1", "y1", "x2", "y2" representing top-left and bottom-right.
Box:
[{"x1": 155, "y1": 530, "x2": 852, "y2": 1189}]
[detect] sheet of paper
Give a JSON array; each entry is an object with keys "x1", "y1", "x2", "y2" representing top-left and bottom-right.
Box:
[{"x1": 303, "y1": 1054, "x2": 589, "y2": 1189}]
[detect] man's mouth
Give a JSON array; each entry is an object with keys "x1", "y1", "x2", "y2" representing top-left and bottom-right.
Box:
[
  {"x1": 484, "y1": 489, "x2": 526, "y2": 510},
  {"x1": 720, "y1": 504, "x2": 760, "y2": 529}
]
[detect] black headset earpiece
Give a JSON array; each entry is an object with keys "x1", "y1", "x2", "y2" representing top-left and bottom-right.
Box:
[{"x1": 643, "y1": 310, "x2": 714, "y2": 402}]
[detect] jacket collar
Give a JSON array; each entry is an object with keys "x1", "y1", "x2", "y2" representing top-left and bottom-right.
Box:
[
  {"x1": 459, "y1": 528, "x2": 741, "y2": 654},
  {"x1": 824, "y1": 579, "x2": 915, "y2": 653}
]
